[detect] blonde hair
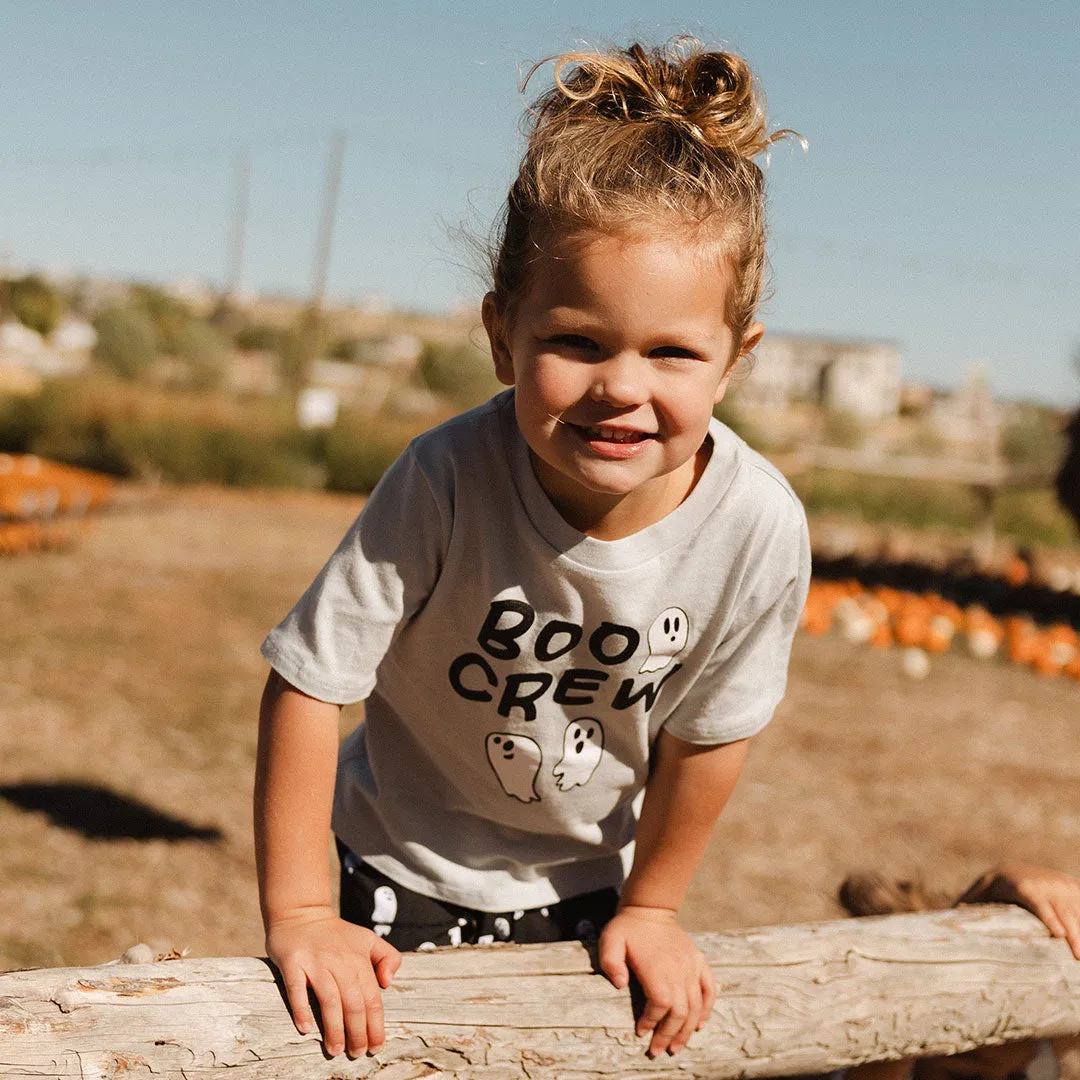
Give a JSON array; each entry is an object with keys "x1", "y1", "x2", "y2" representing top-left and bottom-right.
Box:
[{"x1": 490, "y1": 38, "x2": 801, "y2": 339}]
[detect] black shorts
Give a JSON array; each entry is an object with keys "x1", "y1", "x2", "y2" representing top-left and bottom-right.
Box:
[{"x1": 337, "y1": 839, "x2": 619, "y2": 952}]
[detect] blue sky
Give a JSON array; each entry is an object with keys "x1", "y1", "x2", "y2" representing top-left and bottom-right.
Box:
[{"x1": 2, "y1": 1, "x2": 1078, "y2": 404}]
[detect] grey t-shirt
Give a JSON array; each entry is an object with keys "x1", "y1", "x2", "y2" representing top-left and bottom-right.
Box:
[{"x1": 262, "y1": 390, "x2": 810, "y2": 911}]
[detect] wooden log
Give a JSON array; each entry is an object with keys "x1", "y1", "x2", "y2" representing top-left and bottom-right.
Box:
[{"x1": 2, "y1": 905, "x2": 1079, "y2": 1080}]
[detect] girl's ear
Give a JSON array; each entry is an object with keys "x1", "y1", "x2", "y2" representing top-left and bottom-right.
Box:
[
  {"x1": 716, "y1": 321, "x2": 764, "y2": 405},
  {"x1": 482, "y1": 292, "x2": 516, "y2": 386},
  {"x1": 738, "y1": 320, "x2": 765, "y2": 358}
]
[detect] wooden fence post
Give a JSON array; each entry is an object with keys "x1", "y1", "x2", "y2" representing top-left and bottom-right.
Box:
[{"x1": 2, "y1": 905, "x2": 1079, "y2": 1079}]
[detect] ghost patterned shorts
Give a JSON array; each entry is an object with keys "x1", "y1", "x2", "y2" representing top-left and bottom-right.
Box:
[{"x1": 336, "y1": 839, "x2": 620, "y2": 952}]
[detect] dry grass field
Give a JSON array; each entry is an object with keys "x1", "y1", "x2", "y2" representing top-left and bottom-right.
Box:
[{"x1": 1, "y1": 487, "x2": 1078, "y2": 972}]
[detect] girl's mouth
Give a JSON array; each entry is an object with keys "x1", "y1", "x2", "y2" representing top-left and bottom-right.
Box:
[
  {"x1": 569, "y1": 424, "x2": 656, "y2": 458},
  {"x1": 577, "y1": 425, "x2": 652, "y2": 444}
]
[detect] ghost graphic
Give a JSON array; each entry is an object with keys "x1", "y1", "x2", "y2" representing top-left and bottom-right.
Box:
[
  {"x1": 486, "y1": 732, "x2": 542, "y2": 803},
  {"x1": 639, "y1": 607, "x2": 689, "y2": 673},
  {"x1": 552, "y1": 719, "x2": 605, "y2": 791},
  {"x1": 371, "y1": 884, "x2": 397, "y2": 938}
]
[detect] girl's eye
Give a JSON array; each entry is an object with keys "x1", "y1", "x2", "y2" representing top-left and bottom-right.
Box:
[
  {"x1": 546, "y1": 334, "x2": 598, "y2": 350},
  {"x1": 650, "y1": 346, "x2": 699, "y2": 360}
]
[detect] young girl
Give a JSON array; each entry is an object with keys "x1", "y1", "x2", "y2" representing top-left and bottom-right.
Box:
[{"x1": 255, "y1": 38, "x2": 809, "y2": 1062}]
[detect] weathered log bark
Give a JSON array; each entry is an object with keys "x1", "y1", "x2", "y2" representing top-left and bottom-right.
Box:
[{"x1": 2, "y1": 905, "x2": 1079, "y2": 1079}]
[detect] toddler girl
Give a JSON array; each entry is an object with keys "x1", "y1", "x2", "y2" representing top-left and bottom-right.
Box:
[{"x1": 255, "y1": 38, "x2": 809, "y2": 1062}]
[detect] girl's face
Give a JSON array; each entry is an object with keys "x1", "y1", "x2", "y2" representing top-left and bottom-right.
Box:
[{"x1": 483, "y1": 228, "x2": 762, "y2": 537}]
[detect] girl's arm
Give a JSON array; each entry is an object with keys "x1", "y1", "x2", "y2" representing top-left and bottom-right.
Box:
[
  {"x1": 254, "y1": 670, "x2": 401, "y2": 1058},
  {"x1": 598, "y1": 731, "x2": 749, "y2": 1058}
]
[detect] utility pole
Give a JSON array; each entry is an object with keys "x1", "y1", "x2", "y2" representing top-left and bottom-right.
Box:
[
  {"x1": 299, "y1": 130, "x2": 346, "y2": 389},
  {"x1": 224, "y1": 147, "x2": 250, "y2": 305},
  {"x1": 212, "y1": 148, "x2": 250, "y2": 332}
]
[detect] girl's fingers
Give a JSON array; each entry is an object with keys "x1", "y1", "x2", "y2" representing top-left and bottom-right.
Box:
[
  {"x1": 363, "y1": 979, "x2": 387, "y2": 1055},
  {"x1": 647, "y1": 992, "x2": 689, "y2": 1057},
  {"x1": 1032, "y1": 898, "x2": 1068, "y2": 940},
  {"x1": 699, "y1": 964, "x2": 716, "y2": 1030},
  {"x1": 598, "y1": 934, "x2": 631, "y2": 990},
  {"x1": 307, "y1": 971, "x2": 345, "y2": 1057},
  {"x1": 668, "y1": 982, "x2": 703, "y2": 1055},
  {"x1": 637, "y1": 995, "x2": 669, "y2": 1038},
  {"x1": 337, "y1": 981, "x2": 369, "y2": 1057},
  {"x1": 336, "y1": 966, "x2": 386, "y2": 1057},
  {"x1": 372, "y1": 942, "x2": 402, "y2": 988},
  {"x1": 1054, "y1": 903, "x2": 1080, "y2": 960},
  {"x1": 282, "y1": 967, "x2": 316, "y2": 1036}
]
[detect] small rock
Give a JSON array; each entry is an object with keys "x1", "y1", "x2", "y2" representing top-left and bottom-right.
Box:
[{"x1": 120, "y1": 943, "x2": 155, "y2": 965}]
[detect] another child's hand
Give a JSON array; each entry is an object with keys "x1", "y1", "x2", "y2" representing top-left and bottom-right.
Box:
[
  {"x1": 265, "y1": 906, "x2": 402, "y2": 1057},
  {"x1": 955, "y1": 863, "x2": 1080, "y2": 959},
  {"x1": 598, "y1": 905, "x2": 715, "y2": 1058}
]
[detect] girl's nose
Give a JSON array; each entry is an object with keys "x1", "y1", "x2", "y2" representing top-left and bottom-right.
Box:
[{"x1": 588, "y1": 353, "x2": 648, "y2": 406}]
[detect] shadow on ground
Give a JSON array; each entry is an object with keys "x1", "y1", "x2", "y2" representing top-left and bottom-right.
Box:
[{"x1": 0, "y1": 782, "x2": 223, "y2": 841}]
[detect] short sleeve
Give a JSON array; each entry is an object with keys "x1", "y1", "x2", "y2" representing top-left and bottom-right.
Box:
[
  {"x1": 260, "y1": 443, "x2": 449, "y2": 704},
  {"x1": 662, "y1": 492, "x2": 810, "y2": 745}
]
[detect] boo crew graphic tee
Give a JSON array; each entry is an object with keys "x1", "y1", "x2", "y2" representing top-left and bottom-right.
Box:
[{"x1": 261, "y1": 390, "x2": 810, "y2": 911}]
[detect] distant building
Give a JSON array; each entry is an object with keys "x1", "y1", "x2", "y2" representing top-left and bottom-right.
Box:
[
  {"x1": 0, "y1": 318, "x2": 94, "y2": 378},
  {"x1": 225, "y1": 350, "x2": 282, "y2": 397},
  {"x1": 928, "y1": 365, "x2": 1001, "y2": 459},
  {"x1": 899, "y1": 382, "x2": 934, "y2": 415},
  {"x1": 738, "y1": 334, "x2": 902, "y2": 422},
  {"x1": 339, "y1": 333, "x2": 423, "y2": 371}
]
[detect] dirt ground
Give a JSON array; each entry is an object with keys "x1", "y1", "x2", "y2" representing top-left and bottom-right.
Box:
[{"x1": 1, "y1": 486, "x2": 1078, "y2": 972}]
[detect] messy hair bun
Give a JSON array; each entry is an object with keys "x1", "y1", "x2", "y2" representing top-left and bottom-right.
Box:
[
  {"x1": 541, "y1": 41, "x2": 781, "y2": 162},
  {"x1": 491, "y1": 38, "x2": 801, "y2": 341}
]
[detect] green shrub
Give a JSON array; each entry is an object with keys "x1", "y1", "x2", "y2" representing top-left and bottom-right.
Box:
[
  {"x1": 324, "y1": 414, "x2": 419, "y2": 493},
  {"x1": 994, "y1": 488, "x2": 1080, "y2": 548},
  {"x1": 0, "y1": 378, "x2": 319, "y2": 486},
  {"x1": 93, "y1": 306, "x2": 159, "y2": 380},
  {"x1": 234, "y1": 323, "x2": 283, "y2": 352},
  {"x1": 8, "y1": 275, "x2": 65, "y2": 337},
  {"x1": 713, "y1": 398, "x2": 766, "y2": 448},
  {"x1": 328, "y1": 336, "x2": 360, "y2": 362},
  {"x1": 795, "y1": 469, "x2": 982, "y2": 531},
  {"x1": 110, "y1": 420, "x2": 316, "y2": 486},
  {"x1": 0, "y1": 393, "x2": 44, "y2": 453},
  {"x1": 129, "y1": 285, "x2": 191, "y2": 348},
  {"x1": 169, "y1": 319, "x2": 228, "y2": 390},
  {"x1": 417, "y1": 341, "x2": 502, "y2": 411},
  {"x1": 1001, "y1": 406, "x2": 1065, "y2": 470},
  {"x1": 793, "y1": 467, "x2": 1079, "y2": 549}
]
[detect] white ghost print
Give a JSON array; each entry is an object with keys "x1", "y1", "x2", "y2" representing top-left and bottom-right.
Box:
[
  {"x1": 371, "y1": 884, "x2": 397, "y2": 937},
  {"x1": 485, "y1": 732, "x2": 542, "y2": 803},
  {"x1": 639, "y1": 607, "x2": 689, "y2": 673},
  {"x1": 552, "y1": 719, "x2": 605, "y2": 791}
]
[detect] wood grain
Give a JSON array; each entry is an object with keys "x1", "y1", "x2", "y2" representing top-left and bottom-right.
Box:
[{"x1": 2, "y1": 905, "x2": 1079, "y2": 1079}]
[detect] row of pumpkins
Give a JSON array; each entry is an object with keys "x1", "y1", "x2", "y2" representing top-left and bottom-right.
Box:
[
  {"x1": 801, "y1": 578, "x2": 1080, "y2": 681},
  {"x1": 0, "y1": 454, "x2": 113, "y2": 555}
]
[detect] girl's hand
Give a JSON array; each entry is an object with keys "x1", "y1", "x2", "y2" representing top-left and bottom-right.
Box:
[
  {"x1": 598, "y1": 905, "x2": 715, "y2": 1058},
  {"x1": 956, "y1": 863, "x2": 1080, "y2": 959},
  {"x1": 266, "y1": 906, "x2": 402, "y2": 1057}
]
